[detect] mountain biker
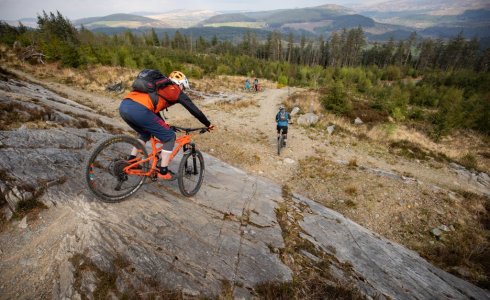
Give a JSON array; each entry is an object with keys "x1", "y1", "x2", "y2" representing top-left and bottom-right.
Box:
[
  {"x1": 253, "y1": 78, "x2": 259, "y2": 92},
  {"x1": 244, "y1": 79, "x2": 251, "y2": 91},
  {"x1": 276, "y1": 105, "x2": 290, "y2": 146},
  {"x1": 119, "y1": 70, "x2": 214, "y2": 180}
]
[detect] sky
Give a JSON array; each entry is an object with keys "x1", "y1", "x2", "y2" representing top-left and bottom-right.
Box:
[{"x1": 0, "y1": 0, "x2": 380, "y2": 20}]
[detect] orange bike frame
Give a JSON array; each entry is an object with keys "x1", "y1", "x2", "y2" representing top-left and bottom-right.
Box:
[{"x1": 124, "y1": 134, "x2": 191, "y2": 176}]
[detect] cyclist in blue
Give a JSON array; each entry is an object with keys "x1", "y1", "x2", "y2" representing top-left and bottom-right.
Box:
[
  {"x1": 244, "y1": 79, "x2": 251, "y2": 91},
  {"x1": 275, "y1": 106, "x2": 290, "y2": 146}
]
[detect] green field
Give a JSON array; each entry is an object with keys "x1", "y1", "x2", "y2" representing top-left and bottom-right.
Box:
[
  {"x1": 86, "y1": 21, "x2": 147, "y2": 28},
  {"x1": 204, "y1": 22, "x2": 267, "y2": 29}
]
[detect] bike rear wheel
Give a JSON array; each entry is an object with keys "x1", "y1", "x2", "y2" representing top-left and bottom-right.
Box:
[
  {"x1": 85, "y1": 135, "x2": 149, "y2": 202},
  {"x1": 277, "y1": 131, "x2": 284, "y2": 155},
  {"x1": 178, "y1": 149, "x2": 205, "y2": 197}
]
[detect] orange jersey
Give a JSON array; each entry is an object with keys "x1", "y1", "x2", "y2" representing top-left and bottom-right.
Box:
[{"x1": 125, "y1": 84, "x2": 181, "y2": 113}]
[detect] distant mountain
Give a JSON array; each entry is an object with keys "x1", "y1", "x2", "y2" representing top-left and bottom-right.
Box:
[
  {"x1": 358, "y1": 0, "x2": 490, "y2": 29},
  {"x1": 4, "y1": 18, "x2": 37, "y2": 28},
  {"x1": 74, "y1": 13, "x2": 169, "y2": 29},
  {"x1": 198, "y1": 4, "x2": 415, "y2": 39},
  {"x1": 200, "y1": 4, "x2": 353, "y2": 29},
  {"x1": 357, "y1": 0, "x2": 489, "y2": 15},
  {"x1": 139, "y1": 10, "x2": 219, "y2": 28}
]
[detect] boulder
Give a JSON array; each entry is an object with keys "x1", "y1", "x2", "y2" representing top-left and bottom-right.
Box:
[
  {"x1": 290, "y1": 107, "x2": 300, "y2": 116},
  {"x1": 354, "y1": 117, "x2": 363, "y2": 125},
  {"x1": 106, "y1": 82, "x2": 124, "y2": 93},
  {"x1": 327, "y1": 125, "x2": 335, "y2": 135},
  {"x1": 297, "y1": 113, "x2": 319, "y2": 126}
]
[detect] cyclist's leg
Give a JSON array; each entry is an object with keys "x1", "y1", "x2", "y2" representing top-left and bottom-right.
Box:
[
  {"x1": 276, "y1": 125, "x2": 281, "y2": 140},
  {"x1": 142, "y1": 115, "x2": 176, "y2": 179},
  {"x1": 282, "y1": 126, "x2": 288, "y2": 146},
  {"x1": 119, "y1": 100, "x2": 151, "y2": 159}
]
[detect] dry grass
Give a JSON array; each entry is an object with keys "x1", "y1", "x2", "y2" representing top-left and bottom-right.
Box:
[
  {"x1": 344, "y1": 186, "x2": 358, "y2": 196},
  {"x1": 283, "y1": 90, "x2": 324, "y2": 115},
  {"x1": 0, "y1": 100, "x2": 57, "y2": 130},
  {"x1": 415, "y1": 191, "x2": 490, "y2": 288},
  {"x1": 389, "y1": 140, "x2": 449, "y2": 162},
  {"x1": 195, "y1": 128, "x2": 265, "y2": 169},
  {"x1": 193, "y1": 75, "x2": 276, "y2": 94},
  {"x1": 458, "y1": 152, "x2": 479, "y2": 171},
  {"x1": 207, "y1": 98, "x2": 259, "y2": 112},
  {"x1": 347, "y1": 158, "x2": 358, "y2": 168}
]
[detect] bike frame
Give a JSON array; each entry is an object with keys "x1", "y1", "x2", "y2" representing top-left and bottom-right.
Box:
[{"x1": 124, "y1": 134, "x2": 193, "y2": 176}]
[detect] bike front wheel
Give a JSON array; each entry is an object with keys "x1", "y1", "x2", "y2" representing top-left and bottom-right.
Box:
[
  {"x1": 178, "y1": 150, "x2": 205, "y2": 197},
  {"x1": 85, "y1": 135, "x2": 149, "y2": 202}
]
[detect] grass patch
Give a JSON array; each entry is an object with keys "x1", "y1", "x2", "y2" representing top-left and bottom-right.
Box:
[
  {"x1": 15, "y1": 198, "x2": 48, "y2": 216},
  {"x1": 390, "y1": 140, "x2": 449, "y2": 162},
  {"x1": 390, "y1": 140, "x2": 429, "y2": 161},
  {"x1": 347, "y1": 158, "x2": 358, "y2": 168},
  {"x1": 344, "y1": 186, "x2": 358, "y2": 196},
  {"x1": 0, "y1": 100, "x2": 55, "y2": 129},
  {"x1": 347, "y1": 99, "x2": 389, "y2": 124},
  {"x1": 414, "y1": 191, "x2": 489, "y2": 288},
  {"x1": 458, "y1": 152, "x2": 478, "y2": 171},
  {"x1": 211, "y1": 98, "x2": 259, "y2": 112},
  {"x1": 345, "y1": 199, "x2": 357, "y2": 208}
]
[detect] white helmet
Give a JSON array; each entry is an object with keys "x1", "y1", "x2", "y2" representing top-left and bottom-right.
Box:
[{"x1": 169, "y1": 71, "x2": 190, "y2": 90}]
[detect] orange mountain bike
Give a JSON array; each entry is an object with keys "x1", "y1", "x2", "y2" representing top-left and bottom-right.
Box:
[{"x1": 84, "y1": 126, "x2": 209, "y2": 202}]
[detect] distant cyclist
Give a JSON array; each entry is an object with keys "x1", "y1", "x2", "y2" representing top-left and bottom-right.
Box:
[
  {"x1": 253, "y1": 78, "x2": 259, "y2": 92},
  {"x1": 275, "y1": 106, "x2": 290, "y2": 146},
  {"x1": 244, "y1": 79, "x2": 251, "y2": 91}
]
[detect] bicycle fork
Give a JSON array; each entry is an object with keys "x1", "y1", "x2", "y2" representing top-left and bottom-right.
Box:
[{"x1": 183, "y1": 143, "x2": 198, "y2": 175}]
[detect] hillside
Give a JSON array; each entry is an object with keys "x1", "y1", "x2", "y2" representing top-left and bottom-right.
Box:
[
  {"x1": 0, "y1": 62, "x2": 489, "y2": 298},
  {"x1": 74, "y1": 13, "x2": 169, "y2": 29},
  {"x1": 200, "y1": 4, "x2": 352, "y2": 28},
  {"x1": 357, "y1": 0, "x2": 489, "y2": 15},
  {"x1": 139, "y1": 10, "x2": 219, "y2": 29},
  {"x1": 197, "y1": 3, "x2": 490, "y2": 41}
]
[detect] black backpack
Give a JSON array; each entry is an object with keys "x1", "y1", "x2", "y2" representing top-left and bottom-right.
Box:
[
  {"x1": 279, "y1": 111, "x2": 288, "y2": 121},
  {"x1": 132, "y1": 69, "x2": 173, "y2": 110}
]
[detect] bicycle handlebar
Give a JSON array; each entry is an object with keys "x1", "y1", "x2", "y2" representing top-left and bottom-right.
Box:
[{"x1": 171, "y1": 126, "x2": 209, "y2": 134}]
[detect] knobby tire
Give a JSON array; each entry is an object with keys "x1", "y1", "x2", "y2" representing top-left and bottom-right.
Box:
[
  {"x1": 178, "y1": 149, "x2": 205, "y2": 197},
  {"x1": 85, "y1": 135, "x2": 148, "y2": 202}
]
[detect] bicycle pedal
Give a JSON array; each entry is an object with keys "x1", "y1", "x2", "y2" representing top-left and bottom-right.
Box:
[{"x1": 150, "y1": 172, "x2": 158, "y2": 182}]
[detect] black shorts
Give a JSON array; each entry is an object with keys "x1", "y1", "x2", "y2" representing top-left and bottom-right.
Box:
[{"x1": 277, "y1": 125, "x2": 288, "y2": 134}]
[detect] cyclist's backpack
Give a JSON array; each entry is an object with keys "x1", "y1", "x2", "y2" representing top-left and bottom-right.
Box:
[
  {"x1": 279, "y1": 111, "x2": 288, "y2": 121},
  {"x1": 132, "y1": 69, "x2": 173, "y2": 110}
]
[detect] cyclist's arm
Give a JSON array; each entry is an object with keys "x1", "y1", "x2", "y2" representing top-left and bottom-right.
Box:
[{"x1": 177, "y1": 92, "x2": 211, "y2": 127}]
